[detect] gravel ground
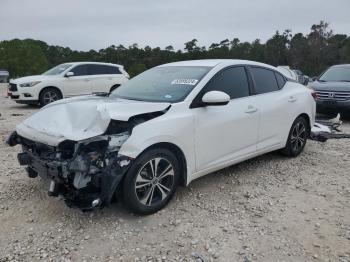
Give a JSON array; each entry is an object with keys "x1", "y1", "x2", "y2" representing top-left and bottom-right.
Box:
[{"x1": 0, "y1": 87, "x2": 349, "y2": 262}]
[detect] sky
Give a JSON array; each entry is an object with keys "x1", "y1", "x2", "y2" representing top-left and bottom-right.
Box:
[{"x1": 1, "y1": 0, "x2": 350, "y2": 51}]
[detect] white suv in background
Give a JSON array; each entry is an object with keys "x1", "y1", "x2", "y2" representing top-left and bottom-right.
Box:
[{"x1": 8, "y1": 62, "x2": 129, "y2": 106}]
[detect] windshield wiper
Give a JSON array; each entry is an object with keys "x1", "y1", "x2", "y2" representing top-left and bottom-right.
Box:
[{"x1": 110, "y1": 95, "x2": 145, "y2": 101}]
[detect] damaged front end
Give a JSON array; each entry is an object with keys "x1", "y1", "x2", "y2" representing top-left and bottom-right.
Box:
[
  {"x1": 5, "y1": 95, "x2": 172, "y2": 210},
  {"x1": 5, "y1": 94, "x2": 171, "y2": 211},
  {"x1": 6, "y1": 130, "x2": 132, "y2": 210}
]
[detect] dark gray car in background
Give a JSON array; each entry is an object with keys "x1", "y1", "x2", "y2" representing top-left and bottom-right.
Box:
[{"x1": 310, "y1": 64, "x2": 350, "y2": 118}]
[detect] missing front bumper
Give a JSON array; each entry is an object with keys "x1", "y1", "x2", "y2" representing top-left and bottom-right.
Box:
[{"x1": 18, "y1": 150, "x2": 132, "y2": 210}]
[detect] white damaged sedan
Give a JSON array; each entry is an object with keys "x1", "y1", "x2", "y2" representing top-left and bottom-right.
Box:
[{"x1": 6, "y1": 60, "x2": 316, "y2": 214}]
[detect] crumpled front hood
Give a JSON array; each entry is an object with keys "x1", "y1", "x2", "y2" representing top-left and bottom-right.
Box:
[{"x1": 16, "y1": 95, "x2": 170, "y2": 146}]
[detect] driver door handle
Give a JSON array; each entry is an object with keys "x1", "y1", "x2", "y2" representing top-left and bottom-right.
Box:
[
  {"x1": 288, "y1": 96, "x2": 297, "y2": 102},
  {"x1": 245, "y1": 105, "x2": 258, "y2": 114}
]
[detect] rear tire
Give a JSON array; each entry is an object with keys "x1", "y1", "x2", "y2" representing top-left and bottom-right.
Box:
[
  {"x1": 39, "y1": 87, "x2": 62, "y2": 106},
  {"x1": 122, "y1": 148, "x2": 179, "y2": 215},
  {"x1": 281, "y1": 116, "x2": 309, "y2": 157}
]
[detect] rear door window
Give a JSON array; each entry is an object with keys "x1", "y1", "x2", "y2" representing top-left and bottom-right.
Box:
[
  {"x1": 88, "y1": 64, "x2": 121, "y2": 75},
  {"x1": 71, "y1": 65, "x2": 88, "y2": 76},
  {"x1": 250, "y1": 67, "x2": 279, "y2": 94}
]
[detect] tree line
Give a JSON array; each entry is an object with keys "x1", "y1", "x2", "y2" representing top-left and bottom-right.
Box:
[{"x1": 1, "y1": 21, "x2": 349, "y2": 79}]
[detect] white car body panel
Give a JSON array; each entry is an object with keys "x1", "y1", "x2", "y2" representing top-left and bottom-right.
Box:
[
  {"x1": 192, "y1": 96, "x2": 259, "y2": 171},
  {"x1": 61, "y1": 75, "x2": 92, "y2": 97},
  {"x1": 90, "y1": 74, "x2": 127, "y2": 93},
  {"x1": 13, "y1": 59, "x2": 316, "y2": 186},
  {"x1": 118, "y1": 102, "x2": 197, "y2": 180},
  {"x1": 255, "y1": 83, "x2": 315, "y2": 151}
]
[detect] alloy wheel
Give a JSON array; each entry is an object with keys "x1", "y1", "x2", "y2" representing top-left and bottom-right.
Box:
[
  {"x1": 43, "y1": 91, "x2": 59, "y2": 104},
  {"x1": 291, "y1": 121, "x2": 306, "y2": 151},
  {"x1": 135, "y1": 157, "x2": 175, "y2": 206}
]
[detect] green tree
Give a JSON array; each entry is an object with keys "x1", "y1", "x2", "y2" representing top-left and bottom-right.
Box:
[
  {"x1": 0, "y1": 39, "x2": 48, "y2": 78},
  {"x1": 1, "y1": 21, "x2": 349, "y2": 79},
  {"x1": 128, "y1": 63, "x2": 146, "y2": 77},
  {"x1": 264, "y1": 31, "x2": 290, "y2": 66}
]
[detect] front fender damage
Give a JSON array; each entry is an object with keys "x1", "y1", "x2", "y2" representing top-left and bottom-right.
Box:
[
  {"x1": 12, "y1": 131, "x2": 133, "y2": 210},
  {"x1": 7, "y1": 108, "x2": 170, "y2": 210}
]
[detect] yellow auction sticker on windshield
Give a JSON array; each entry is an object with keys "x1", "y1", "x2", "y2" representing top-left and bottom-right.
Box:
[{"x1": 171, "y1": 79, "x2": 198, "y2": 85}]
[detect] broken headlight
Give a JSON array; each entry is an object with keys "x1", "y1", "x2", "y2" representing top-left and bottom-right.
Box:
[{"x1": 68, "y1": 132, "x2": 130, "y2": 173}]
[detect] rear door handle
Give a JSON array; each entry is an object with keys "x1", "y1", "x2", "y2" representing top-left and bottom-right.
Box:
[
  {"x1": 288, "y1": 96, "x2": 297, "y2": 102},
  {"x1": 245, "y1": 105, "x2": 258, "y2": 113},
  {"x1": 84, "y1": 79, "x2": 91, "y2": 82}
]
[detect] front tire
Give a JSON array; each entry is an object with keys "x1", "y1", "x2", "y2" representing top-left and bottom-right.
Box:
[
  {"x1": 39, "y1": 87, "x2": 62, "y2": 106},
  {"x1": 281, "y1": 116, "x2": 309, "y2": 157},
  {"x1": 122, "y1": 148, "x2": 179, "y2": 215}
]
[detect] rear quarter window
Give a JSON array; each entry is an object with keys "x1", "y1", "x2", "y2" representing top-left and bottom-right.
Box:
[
  {"x1": 107, "y1": 66, "x2": 122, "y2": 74},
  {"x1": 275, "y1": 72, "x2": 286, "y2": 89},
  {"x1": 251, "y1": 67, "x2": 279, "y2": 94}
]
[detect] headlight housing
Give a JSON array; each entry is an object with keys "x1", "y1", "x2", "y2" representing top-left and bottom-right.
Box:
[{"x1": 19, "y1": 81, "x2": 41, "y2": 87}]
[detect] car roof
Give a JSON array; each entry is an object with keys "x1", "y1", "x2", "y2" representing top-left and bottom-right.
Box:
[
  {"x1": 158, "y1": 59, "x2": 278, "y2": 70},
  {"x1": 65, "y1": 62, "x2": 123, "y2": 67}
]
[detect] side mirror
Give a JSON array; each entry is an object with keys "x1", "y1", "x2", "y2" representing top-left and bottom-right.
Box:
[
  {"x1": 65, "y1": 71, "x2": 74, "y2": 77},
  {"x1": 202, "y1": 91, "x2": 230, "y2": 106},
  {"x1": 311, "y1": 76, "x2": 318, "y2": 82}
]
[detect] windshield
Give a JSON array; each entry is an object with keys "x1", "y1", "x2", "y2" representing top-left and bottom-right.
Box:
[
  {"x1": 319, "y1": 67, "x2": 350, "y2": 82},
  {"x1": 42, "y1": 63, "x2": 72, "y2": 75},
  {"x1": 110, "y1": 66, "x2": 211, "y2": 102}
]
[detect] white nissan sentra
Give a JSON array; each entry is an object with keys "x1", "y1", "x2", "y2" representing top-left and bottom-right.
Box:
[{"x1": 6, "y1": 59, "x2": 316, "y2": 214}]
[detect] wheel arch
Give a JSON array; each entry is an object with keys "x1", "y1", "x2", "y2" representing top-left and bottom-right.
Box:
[
  {"x1": 139, "y1": 142, "x2": 188, "y2": 187},
  {"x1": 298, "y1": 113, "x2": 311, "y2": 136},
  {"x1": 39, "y1": 86, "x2": 63, "y2": 100},
  {"x1": 283, "y1": 112, "x2": 312, "y2": 149}
]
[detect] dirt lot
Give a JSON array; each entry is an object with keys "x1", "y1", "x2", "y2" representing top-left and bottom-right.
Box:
[{"x1": 0, "y1": 87, "x2": 349, "y2": 262}]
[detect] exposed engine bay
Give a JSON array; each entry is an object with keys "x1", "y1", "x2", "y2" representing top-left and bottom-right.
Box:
[{"x1": 6, "y1": 108, "x2": 168, "y2": 210}]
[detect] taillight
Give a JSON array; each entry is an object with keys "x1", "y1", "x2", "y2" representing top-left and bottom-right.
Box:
[{"x1": 311, "y1": 91, "x2": 318, "y2": 100}]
